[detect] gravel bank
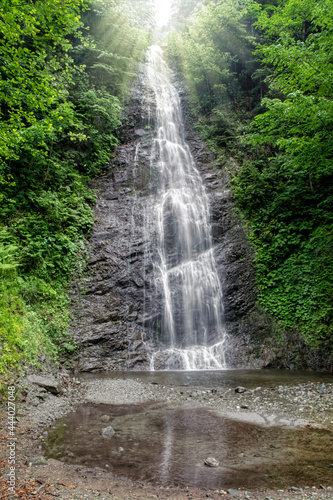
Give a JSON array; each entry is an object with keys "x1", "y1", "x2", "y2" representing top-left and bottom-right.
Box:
[{"x1": 85, "y1": 378, "x2": 154, "y2": 404}]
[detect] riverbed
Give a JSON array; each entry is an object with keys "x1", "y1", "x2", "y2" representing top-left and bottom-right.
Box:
[{"x1": 1, "y1": 369, "x2": 332, "y2": 499}]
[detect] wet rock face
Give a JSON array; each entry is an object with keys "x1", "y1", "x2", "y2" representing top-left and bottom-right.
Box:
[
  {"x1": 183, "y1": 122, "x2": 275, "y2": 368},
  {"x1": 73, "y1": 128, "x2": 157, "y2": 371},
  {"x1": 72, "y1": 77, "x2": 274, "y2": 372}
]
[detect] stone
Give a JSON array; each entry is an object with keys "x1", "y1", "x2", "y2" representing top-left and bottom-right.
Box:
[
  {"x1": 26, "y1": 456, "x2": 48, "y2": 466},
  {"x1": 100, "y1": 415, "x2": 110, "y2": 423},
  {"x1": 102, "y1": 426, "x2": 115, "y2": 437},
  {"x1": 235, "y1": 387, "x2": 247, "y2": 393},
  {"x1": 227, "y1": 489, "x2": 241, "y2": 497},
  {"x1": 27, "y1": 375, "x2": 62, "y2": 395},
  {"x1": 204, "y1": 457, "x2": 219, "y2": 468}
]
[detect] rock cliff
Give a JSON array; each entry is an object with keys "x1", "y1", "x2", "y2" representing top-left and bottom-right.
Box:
[{"x1": 72, "y1": 74, "x2": 276, "y2": 372}]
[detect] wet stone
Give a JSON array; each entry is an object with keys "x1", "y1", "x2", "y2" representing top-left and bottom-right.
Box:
[
  {"x1": 100, "y1": 415, "x2": 110, "y2": 423},
  {"x1": 101, "y1": 426, "x2": 115, "y2": 437},
  {"x1": 227, "y1": 489, "x2": 241, "y2": 497},
  {"x1": 27, "y1": 456, "x2": 48, "y2": 466},
  {"x1": 204, "y1": 457, "x2": 219, "y2": 468}
]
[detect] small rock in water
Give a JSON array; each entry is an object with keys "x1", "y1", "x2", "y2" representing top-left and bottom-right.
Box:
[
  {"x1": 100, "y1": 415, "x2": 110, "y2": 423},
  {"x1": 235, "y1": 387, "x2": 247, "y2": 393},
  {"x1": 204, "y1": 457, "x2": 219, "y2": 468},
  {"x1": 102, "y1": 426, "x2": 115, "y2": 437}
]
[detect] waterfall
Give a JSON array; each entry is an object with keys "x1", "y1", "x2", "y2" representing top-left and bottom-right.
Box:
[{"x1": 145, "y1": 46, "x2": 227, "y2": 370}]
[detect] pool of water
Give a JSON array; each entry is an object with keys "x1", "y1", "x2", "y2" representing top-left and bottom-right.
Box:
[
  {"x1": 79, "y1": 368, "x2": 333, "y2": 389},
  {"x1": 44, "y1": 370, "x2": 333, "y2": 490}
]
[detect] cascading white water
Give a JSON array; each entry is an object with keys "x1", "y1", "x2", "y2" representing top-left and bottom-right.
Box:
[{"x1": 145, "y1": 46, "x2": 227, "y2": 370}]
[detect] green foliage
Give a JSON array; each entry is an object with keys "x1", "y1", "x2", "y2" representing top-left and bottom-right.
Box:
[
  {"x1": 167, "y1": 0, "x2": 260, "y2": 149},
  {"x1": 235, "y1": 0, "x2": 333, "y2": 349},
  {"x1": 0, "y1": 0, "x2": 151, "y2": 389},
  {"x1": 0, "y1": 229, "x2": 56, "y2": 391},
  {"x1": 232, "y1": 156, "x2": 333, "y2": 348},
  {"x1": 76, "y1": 1, "x2": 152, "y2": 100},
  {"x1": 169, "y1": 0, "x2": 333, "y2": 358},
  {"x1": 169, "y1": 0, "x2": 254, "y2": 111}
]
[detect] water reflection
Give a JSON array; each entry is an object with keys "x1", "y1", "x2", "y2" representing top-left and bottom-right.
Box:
[
  {"x1": 44, "y1": 402, "x2": 333, "y2": 490},
  {"x1": 80, "y1": 369, "x2": 333, "y2": 389},
  {"x1": 161, "y1": 418, "x2": 173, "y2": 482}
]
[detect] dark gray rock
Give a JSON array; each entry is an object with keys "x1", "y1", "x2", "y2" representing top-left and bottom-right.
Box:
[
  {"x1": 27, "y1": 375, "x2": 62, "y2": 395},
  {"x1": 235, "y1": 387, "x2": 247, "y2": 394},
  {"x1": 71, "y1": 69, "x2": 275, "y2": 372}
]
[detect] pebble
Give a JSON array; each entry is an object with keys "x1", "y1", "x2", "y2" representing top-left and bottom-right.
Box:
[
  {"x1": 204, "y1": 457, "x2": 219, "y2": 467},
  {"x1": 235, "y1": 387, "x2": 247, "y2": 393},
  {"x1": 101, "y1": 426, "x2": 115, "y2": 437},
  {"x1": 227, "y1": 488, "x2": 241, "y2": 497}
]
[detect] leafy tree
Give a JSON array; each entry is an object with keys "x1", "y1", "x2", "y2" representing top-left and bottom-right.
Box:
[
  {"x1": 168, "y1": 0, "x2": 333, "y2": 361},
  {"x1": 0, "y1": 0, "x2": 151, "y2": 388},
  {"x1": 233, "y1": 0, "x2": 333, "y2": 352}
]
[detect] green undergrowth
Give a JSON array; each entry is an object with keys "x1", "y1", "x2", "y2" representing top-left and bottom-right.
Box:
[
  {"x1": 0, "y1": 0, "x2": 152, "y2": 394},
  {"x1": 167, "y1": 0, "x2": 333, "y2": 365},
  {"x1": 232, "y1": 158, "x2": 333, "y2": 354}
]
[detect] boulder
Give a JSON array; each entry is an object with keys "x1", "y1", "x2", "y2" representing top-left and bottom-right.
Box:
[{"x1": 27, "y1": 375, "x2": 62, "y2": 395}]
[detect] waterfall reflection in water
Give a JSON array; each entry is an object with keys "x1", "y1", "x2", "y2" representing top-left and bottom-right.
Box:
[
  {"x1": 44, "y1": 402, "x2": 333, "y2": 490},
  {"x1": 145, "y1": 45, "x2": 227, "y2": 370}
]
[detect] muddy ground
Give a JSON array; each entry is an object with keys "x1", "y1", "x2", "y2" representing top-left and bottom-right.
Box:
[{"x1": 1, "y1": 371, "x2": 333, "y2": 500}]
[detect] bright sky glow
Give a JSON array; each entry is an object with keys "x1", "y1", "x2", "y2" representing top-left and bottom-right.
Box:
[{"x1": 154, "y1": 0, "x2": 172, "y2": 27}]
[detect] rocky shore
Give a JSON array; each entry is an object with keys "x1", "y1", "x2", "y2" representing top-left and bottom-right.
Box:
[{"x1": 1, "y1": 371, "x2": 332, "y2": 500}]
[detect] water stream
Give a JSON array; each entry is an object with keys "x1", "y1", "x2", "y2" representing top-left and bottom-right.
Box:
[{"x1": 145, "y1": 46, "x2": 226, "y2": 370}]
